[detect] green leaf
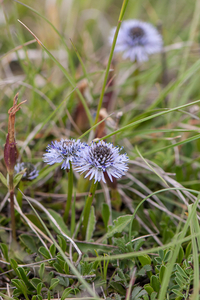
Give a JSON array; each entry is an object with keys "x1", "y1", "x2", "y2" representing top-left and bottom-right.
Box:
[
  {"x1": 49, "y1": 278, "x2": 60, "y2": 290},
  {"x1": 61, "y1": 287, "x2": 74, "y2": 300},
  {"x1": 109, "y1": 282, "x2": 126, "y2": 296},
  {"x1": 159, "y1": 265, "x2": 166, "y2": 283},
  {"x1": 17, "y1": 267, "x2": 33, "y2": 288},
  {"x1": 0, "y1": 243, "x2": 9, "y2": 261},
  {"x1": 19, "y1": 234, "x2": 38, "y2": 253},
  {"x1": 31, "y1": 278, "x2": 42, "y2": 289},
  {"x1": 57, "y1": 235, "x2": 67, "y2": 252},
  {"x1": 64, "y1": 261, "x2": 69, "y2": 274},
  {"x1": 154, "y1": 257, "x2": 162, "y2": 264},
  {"x1": 138, "y1": 265, "x2": 152, "y2": 277},
  {"x1": 86, "y1": 206, "x2": 96, "y2": 241},
  {"x1": 185, "y1": 242, "x2": 192, "y2": 259},
  {"x1": 39, "y1": 263, "x2": 45, "y2": 280},
  {"x1": 177, "y1": 246, "x2": 184, "y2": 263},
  {"x1": 107, "y1": 215, "x2": 132, "y2": 238},
  {"x1": 176, "y1": 264, "x2": 188, "y2": 279},
  {"x1": 131, "y1": 286, "x2": 143, "y2": 299},
  {"x1": 133, "y1": 288, "x2": 147, "y2": 299},
  {"x1": 13, "y1": 169, "x2": 26, "y2": 187},
  {"x1": 0, "y1": 291, "x2": 13, "y2": 300},
  {"x1": 81, "y1": 261, "x2": 94, "y2": 276},
  {"x1": 34, "y1": 296, "x2": 40, "y2": 300},
  {"x1": 11, "y1": 279, "x2": 23, "y2": 291},
  {"x1": 0, "y1": 172, "x2": 8, "y2": 187},
  {"x1": 53, "y1": 262, "x2": 64, "y2": 273},
  {"x1": 25, "y1": 214, "x2": 44, "y2": 232},
  {"x1": 163, "y1": 250, "x2": 172, "y2": 263},
  {"x1": 116, "y1": 268, "x2": 127, "y2": 285},
  {"x1": 175, "y1": 274, "x2": 185, "y2": 287},
  {"x1": 172, "y1": 289, "x2": 184, "y2": 297},
  {"x1": 47, "y1": 290, "x2": 51, "y2": 300},
  {"x1": 48, "y1": 209, "x2": 70, "y2": 236},
  {"x1": 158, "y1": 250, "x2": 164, "y2": 260},
  {"x1": 57, "y1": 276, "x2": 69, "y2": 288},
  {"x1": 102, "y1": 203, "x2": 110, "y2": 231},
  {"x1": 138, "y1": 255, "x2": 151, "y2": 266},
  {"x1": 134, "y1": 239, "x2": 145, "y2": 251},
  {"x1": 143, "y1": 295, "x2": 149, "y2": 300},
  {"x1": 150, "y1": 276, "x2": 160, "y2": 293},
  {"x1": 11, "y1": 279, "x2": 28, "y2": 295},
  {"x1": 50, "y1": 244, "x2": 56, "y2": 257},
  {"x1": 150, "y1": 291, "x2": 157, "y2": 300},
  {"x1": 114, "y1": 294, "x2": 121, "y2": 300},
  {"x1": 10, "y1": 258, "x2": 18, "y2": 271},
  {"x1": 144, "y1": 284, "x2": 154, "y2": 296},
  {"x1": 56, "y1": 253, "x2": 65, "y2": 269},
  {"x1": 13, "y1": 288, "x2": 21, "y2": 297},
  {"x1": 37, "y1": 282, "x2": 44, "y2": 295},
  {"x1": 38, "y1": 246, "x2": 51, "y2": 259},
  {"x1": 175, "y1": 272, "x2": 187, "y2": 285}
]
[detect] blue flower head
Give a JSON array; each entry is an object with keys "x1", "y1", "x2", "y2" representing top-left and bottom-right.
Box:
[
  {"x1": 14, "y1": 162, "x2": 39, "y2": 181},
  {"x1": 74, "y1": 140, "x2": 129, "y2": 183},
  {"x1": 110, "y1": 19, "x2": 163, "y2": 62},
  {"x1": 43, "y1": 139, "x2": 85, "y2": 170}
]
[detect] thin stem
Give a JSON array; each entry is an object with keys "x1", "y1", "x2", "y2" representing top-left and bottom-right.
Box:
[
  {"x1": 9, "y1": 173, "x2": 16, "y2": 240},
  {"x1": 63, "y1": 162, "x2": 73, "y2": 223},
  {"x1": 161, "y1": 49, "x2": 169, "y2": 106},
  {"x1": 133, "y1": 61, "x2": 139, "y2": 100},
  {"x1": 157, "y1": 22, "x2": 168, "y2": 106},
  {"x1": 82, "y1": 180, "x2": 98, "y2": 239},
  {"x1": 70, "y1": 192, "x2": 76, "y2": 236},
  {"x1": 94, "y1": 0, "x2": 130, "y2": 126},
  {"x1": 17, "y1": 181, "x2": 23, "y2": 208}
]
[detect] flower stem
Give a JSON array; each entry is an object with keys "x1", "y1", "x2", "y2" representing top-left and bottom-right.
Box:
[
  {"x1": 63, "y1": 162, "x2": 73, "y2": 223},
  {"x1": 82, "y1": 180, "x2": 98, "y2": 239},
  {"x1": 94, "y1": 0, "x2": 130, "y2": 127},
  {"x1": 133, "y1": 60, "x2": 139, "y2": 100},
  {"x1": 9, "y1": 173, "x2": 16, "y2": 240},
  {"x1": 17, "y1": 181, "x2": 24, "y2": 208}
]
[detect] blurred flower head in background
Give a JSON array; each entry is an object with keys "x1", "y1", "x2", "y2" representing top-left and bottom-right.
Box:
[
  {"x1": 14, "y1": 162, "x2": 39, "y2": 181},
  {"x1": 110, "y1": 19, "x2": 163, "y2": 62}
]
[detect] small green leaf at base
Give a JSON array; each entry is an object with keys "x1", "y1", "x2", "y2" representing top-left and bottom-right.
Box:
[
  {"x1": 107, "y1": 215, "x2": 132, "y2": 238},
  {"x1": 0, "y1": 172, "x2": 8, "y2": 187},
  {"x1": 13, "y1": 168, "x2": 26, "y2": 187},
  {"x1": 86, "y1": 206, "x2": 96, "y2": 241}
]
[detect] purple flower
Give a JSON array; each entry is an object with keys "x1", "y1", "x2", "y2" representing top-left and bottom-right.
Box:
[
  {"x1": 43, "y1": 139, "x2": 85, "y2": 170},
  {"x1": 74, "y1": 140, "x2": 129, "y2": 183},
  {"x1": 110, "y1": 19, "x2": 163, "y2": 62},
  {"x1": 14, "y1": 162, "x2": 39, "y2": 181}
]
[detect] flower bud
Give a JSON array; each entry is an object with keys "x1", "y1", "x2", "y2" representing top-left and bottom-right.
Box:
[
  {"x1": 4, "y1": 134, "x2": 17, "y2": 175},
  {"x1": 4, "y1": 93, "x2": 26, "y2": 175}
]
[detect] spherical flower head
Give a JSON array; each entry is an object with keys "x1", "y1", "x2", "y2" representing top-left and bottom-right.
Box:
[
  {"x1": 109, "y1": 19, "x2": 163, "y2": 62},
  {"x1": 74, "y1": 140, "x2": 129, "y2": 183},
  {"x1": 43, "y1": 139, "x2": 85, "y2": 170},
  {"x1": 14, "y1": 162, "x2": 39, "y2": 181}
]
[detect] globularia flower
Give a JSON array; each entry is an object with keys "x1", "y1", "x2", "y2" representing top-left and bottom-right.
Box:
[
  {"x1": 14, "y1": 162, "x2": 39, "y2": 181},
  {"x1": 74, "y1": 140, "x2": 129, "y2": 183},
  {"x1": 43, "y1": 139, "x2": 85, "y2": 170},
  {"x1": 110, "y1": 19, "x2": 163, "y2": 62}
]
